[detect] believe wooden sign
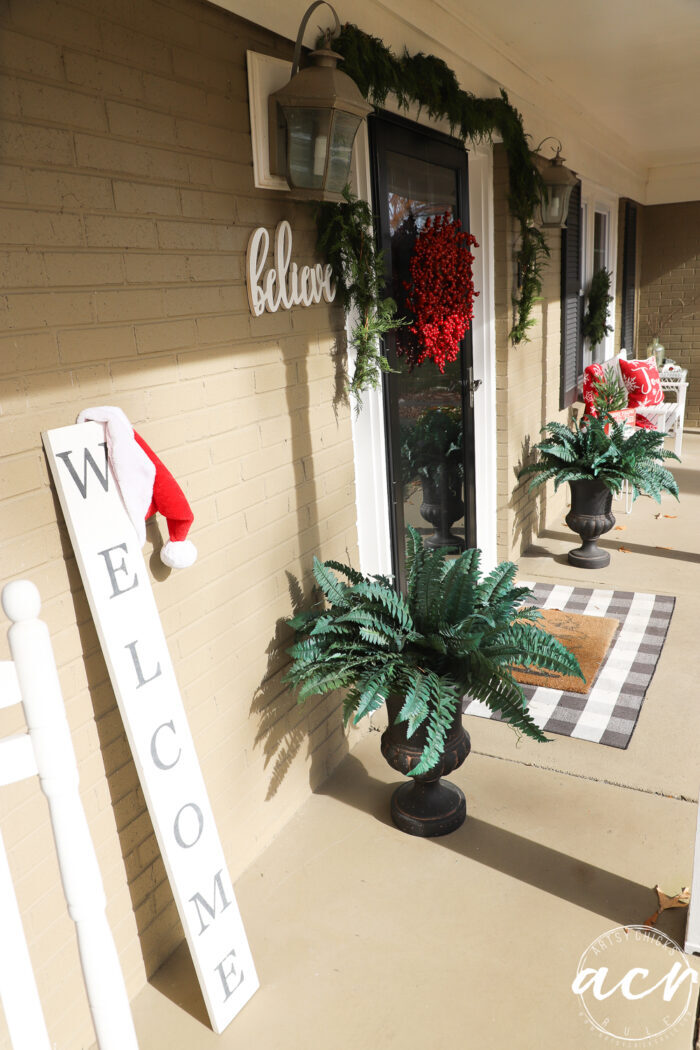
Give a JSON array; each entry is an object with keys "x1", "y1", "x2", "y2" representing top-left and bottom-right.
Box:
[
  {"x1": 246, "y1": 219, "x2": 336, "y2": 315},
  {"x1": 42, "y1": 422, "x2": 259, "y2": 1035}
]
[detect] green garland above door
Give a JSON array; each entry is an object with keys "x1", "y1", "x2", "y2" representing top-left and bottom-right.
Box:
[{"x1": 316, "y1": 23, "x2": 551, "y2": 397}]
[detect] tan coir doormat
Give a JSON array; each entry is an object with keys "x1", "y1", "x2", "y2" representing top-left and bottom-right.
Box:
[{"x1": 511, "y1": 608, "x2": 619, "y2": 694}]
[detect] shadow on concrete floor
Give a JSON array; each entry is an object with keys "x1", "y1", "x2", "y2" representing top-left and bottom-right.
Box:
[
  {"x1": 148, "y1": 943, "x2": 209, "y2": 1029},
  {"x1": 317, "y1": 754, "x2": 664, "y2": 929},
  {"x1": 538, "y1": 527, "x2": 700, "y2": 565}
]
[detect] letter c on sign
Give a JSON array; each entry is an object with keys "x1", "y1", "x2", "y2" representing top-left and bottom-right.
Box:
[
  {"x1": 151, "y1": 721, "x2": 182, "y2": 771},
  {"x1": 174, "y1": 803, "x2": 204, "y2": 849}
]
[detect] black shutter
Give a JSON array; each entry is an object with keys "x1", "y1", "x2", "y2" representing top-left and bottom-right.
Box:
[
  {"x1": 560, "y1": 180, "x2": 582, "y2": 409},
  {"x1": 621, "y1": 201, "x2": 637, "y2": 353}
]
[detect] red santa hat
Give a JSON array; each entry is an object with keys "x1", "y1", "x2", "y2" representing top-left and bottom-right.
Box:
[{"x1": 76, "y1": 406, "x2": 197, "y2": 569}]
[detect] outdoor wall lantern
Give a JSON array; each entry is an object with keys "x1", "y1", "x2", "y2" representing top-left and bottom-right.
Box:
[
  {"x1": 533, "y1": 138, "x2": 578, "y2": 228},
  {"x1": 268, "y1": 1, "x2": 372, "y2": 201}
]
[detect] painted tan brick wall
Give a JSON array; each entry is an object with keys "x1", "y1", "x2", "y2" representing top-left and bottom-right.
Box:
[
  {"x1": 493, "y1": 145, "x2": 570, "y2": 562},
  {"x1": 0, "y1": 0, "x2": 360, "y2": 1046},
  {"x1": 637, "y1": 201, "x2": 700, "y2": 428}
]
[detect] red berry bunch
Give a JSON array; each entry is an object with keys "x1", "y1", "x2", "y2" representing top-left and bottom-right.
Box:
[{"x1": 398, "y1": 212, "x2": 479, "y2": 373}]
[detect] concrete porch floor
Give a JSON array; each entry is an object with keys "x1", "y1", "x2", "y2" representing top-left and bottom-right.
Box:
[{"x1": 129, "y1": 432, "x2": 700, "y2": 1050}]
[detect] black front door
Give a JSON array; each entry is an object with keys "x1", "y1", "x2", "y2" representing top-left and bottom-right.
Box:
[{"x1": 369, "y1": 111, "x2": 476, "y2": 590}]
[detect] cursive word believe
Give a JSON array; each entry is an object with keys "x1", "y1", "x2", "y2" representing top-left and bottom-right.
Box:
[{"x1": 246, "y1": 220, "x2": 336, "y2": 316}]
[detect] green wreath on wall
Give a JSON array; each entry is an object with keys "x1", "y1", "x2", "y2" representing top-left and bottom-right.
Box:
[
  {"x1": 316, "y1": 24, "x2": 550, "y2": 399},
  {"x1": 582, "y1": 268, "x2": 614, "y2": 347}
]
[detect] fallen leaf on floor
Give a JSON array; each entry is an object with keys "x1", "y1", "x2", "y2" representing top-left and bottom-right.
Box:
[
  {"x1": 644, "y1": 885, "x2": 690, "y2": 927},
  {"x1": 618, "y1": 546, "x2": 631, "y2": 553},
  {"x1": 614, "y1": 525, "x2": 626, "y2": 531},
  {"x1": 664, "y1": 514, "x2": 677, "y2": 518},
  {"x1": 656, "y1": 545, "x2": 674, "y2": 550},
  {"x1": 655, "y1": 513, "x2": 662, "y2": 519}
]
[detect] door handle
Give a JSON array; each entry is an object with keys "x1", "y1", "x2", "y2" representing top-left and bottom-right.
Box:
[{"x1": 466, "y1": 367, "x2": 482, "y2": 408}]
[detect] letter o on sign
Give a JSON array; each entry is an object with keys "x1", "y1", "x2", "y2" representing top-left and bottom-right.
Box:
[{"x1": 174, "y1": 803, "x2": 204, "y2": 849}]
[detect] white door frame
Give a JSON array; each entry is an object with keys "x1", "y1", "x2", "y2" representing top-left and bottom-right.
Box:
[
  {"x1": 580, "y1": 180, "x2": 619, "y2": 365},
  {"x1": 347, "y1": 120, "x2": 498, "y2": 577}
]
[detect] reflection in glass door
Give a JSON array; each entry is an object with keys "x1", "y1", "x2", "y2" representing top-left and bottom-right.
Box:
[{"x1": 369, "y1": 112, "x2": 476, "y2": 590}]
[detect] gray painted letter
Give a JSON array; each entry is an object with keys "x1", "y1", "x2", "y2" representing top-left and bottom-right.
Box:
[
  {"x1": 174, "y1": 803, "x2": 204, "y2": 849},
  {"x1": 124, "y1": 640, "x2": 162, "y2": 689},
  {"x1": 56, "y1": 443, "x2": 109, "y2": 498},
  {"x1": 215, "y1": 949, "x2": 244, "y2": 1001},
  {"x1": 189, "y1": 869, "x2": 232, "y2": 935},
  {"x1": 97, "y1": 543, "x2": 138, "y2": 598},
  {"x1": 151, "y1": 721, "x2": 181, "y2": 771}
]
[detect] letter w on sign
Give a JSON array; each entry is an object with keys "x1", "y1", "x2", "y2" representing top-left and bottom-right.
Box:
[{"x1": 42, "y1": 422, "x2": 259, "y2": 1035}]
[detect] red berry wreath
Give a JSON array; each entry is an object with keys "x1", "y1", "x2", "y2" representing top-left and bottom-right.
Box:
[{"x1": 397, "y1": 212, "x2": 479, "y2": 373}]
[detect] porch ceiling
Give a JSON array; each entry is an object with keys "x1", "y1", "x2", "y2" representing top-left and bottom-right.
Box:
[
  {"x1": 436, "y1": 0, "x2": 700, "y2": 170},
  {"x1": 217, "y1": 0, "x2": 700, "y2": 203}
]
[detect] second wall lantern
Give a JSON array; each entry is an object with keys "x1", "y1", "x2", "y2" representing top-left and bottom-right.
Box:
[
  {"x1": 532, "y1": 139, "x2": 578, "y2": 229},
  {"x1": 268, "y1": 1, "x2": 373, "y2": 201}
]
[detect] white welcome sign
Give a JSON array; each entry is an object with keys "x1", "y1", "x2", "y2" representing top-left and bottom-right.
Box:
[
  {"x1": 246, "y1": 219, "x2": 336, "y2": 315},
  {"x1": 42, "y1": 422, "x2": 259, "y2": 1035}
]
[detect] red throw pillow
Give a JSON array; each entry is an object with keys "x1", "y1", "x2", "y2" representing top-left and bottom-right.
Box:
[
  {"x1": 581, "y1": 363, "x2": 606, "y2": 416},
  {"x1": 619, "y1": 358, "x2": 663, "y2": 409}
]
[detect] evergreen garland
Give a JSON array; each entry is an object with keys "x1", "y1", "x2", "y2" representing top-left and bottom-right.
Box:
[
  {"x1": 316, "y1": 187, "x2": 406, "y2": 398},
  {"x1": 582, "y1": 267, "x2": 614, "y2": 346},
  {"x1": 315, "y1": 23, "x2": 551, "y2": 395}
]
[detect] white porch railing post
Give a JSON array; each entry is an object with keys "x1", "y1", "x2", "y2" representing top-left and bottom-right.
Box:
[
  {"x1": 2, "y1": 580, "x2": 139, "y2": 1050},
  {"x1": 0, "y1": 827, "x2": 52, "y2": 1050}
]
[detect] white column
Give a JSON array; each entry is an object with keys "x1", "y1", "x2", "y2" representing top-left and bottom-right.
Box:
[{"x1": 2, "y1": 580, "x2": 139, "y2": 1050}]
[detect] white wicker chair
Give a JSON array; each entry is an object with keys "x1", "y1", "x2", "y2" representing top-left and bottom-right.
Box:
[{"x1": 0, "y1": 580, "x2": 139, "y2": 1050}]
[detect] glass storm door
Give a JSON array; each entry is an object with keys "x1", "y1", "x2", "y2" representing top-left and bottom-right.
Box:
[{"x1": 369, "y1": 111, "x2": 476, "y2": 590}]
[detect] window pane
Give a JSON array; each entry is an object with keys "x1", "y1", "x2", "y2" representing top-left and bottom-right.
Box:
[
  {"x1": 325, "y1": 111, "x2": 362, "y2": 193},
  {"x1": 285, "y1": 107, "x2": 331, "y2": 189},
  {"x1": 384, "y1": 150, "x2": 467, "y2": 553},
  {"x1": 593, "y1": 210, "x2": 607, "y2": 273}
]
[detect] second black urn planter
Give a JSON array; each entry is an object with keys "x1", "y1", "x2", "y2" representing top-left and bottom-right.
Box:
[
  {"x1": 419, "y1": 467, "x2": 465, "y2": 552},
  {"x1": 565, "y1": 479, "x2": 615, "y2": 569},
  {"x1": 381, "y1": 694, "x2": 470, "y2": 837}
]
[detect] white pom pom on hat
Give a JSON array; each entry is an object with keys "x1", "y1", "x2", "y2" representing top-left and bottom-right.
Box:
[{"x1": 77, "y1": 406, "x2": 197, "y2": 569}]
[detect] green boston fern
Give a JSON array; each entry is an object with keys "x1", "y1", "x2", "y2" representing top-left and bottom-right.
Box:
[
  {"x1": 284, "y1": 527, "x2": 582, "y2": 776},
  {"x1": 518, "y1": 416, "x2": 679, "y2": 502}
]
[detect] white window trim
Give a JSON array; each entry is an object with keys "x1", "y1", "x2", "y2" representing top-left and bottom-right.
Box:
[
  {"x1": 580, "y1": 180, "x2": 619, "y2": 366},
  {"x1": 347, "y1": 123, "x2": 498, "y2": 577}
]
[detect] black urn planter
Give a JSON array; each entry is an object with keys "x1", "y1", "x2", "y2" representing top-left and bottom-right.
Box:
[
  {"x1": 380, "y1": 694, "x2": 470, "y2": 837},
  {"x1": 419, "y1": 468, "x2": 465, "y2": 552},
  {"x1": 565, "y1": 479, "x2": 616, "y2": 569}
]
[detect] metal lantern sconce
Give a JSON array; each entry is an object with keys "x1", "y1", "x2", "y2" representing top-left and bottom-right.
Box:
[
  {"x1": 268, "y1": 1, "x2": 372, "y2": 202},
  {"x1": 533, "y1": 138, "x2": 578, "y2": 228}
]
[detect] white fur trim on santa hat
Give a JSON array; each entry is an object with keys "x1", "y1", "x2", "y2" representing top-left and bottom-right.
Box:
[
  {"x1": 160, "y1": 539, "x2": 198, "y2": 570},
  {"x1": 77, "y1": 406, "x2": 155, "y2": 546}
]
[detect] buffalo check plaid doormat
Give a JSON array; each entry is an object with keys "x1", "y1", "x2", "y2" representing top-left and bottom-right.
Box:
[{"x1": 462, "y1": 583, "x2": 675, "y2": 749}]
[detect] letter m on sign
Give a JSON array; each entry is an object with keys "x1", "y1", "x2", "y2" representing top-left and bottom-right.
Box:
[{"x1": 190, "y1": 870, "x2": 232, "y2": 935}]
